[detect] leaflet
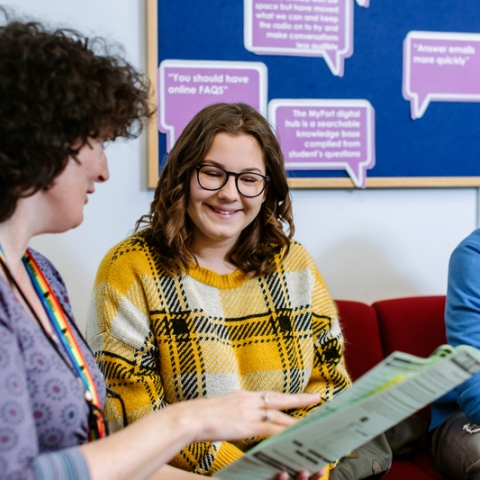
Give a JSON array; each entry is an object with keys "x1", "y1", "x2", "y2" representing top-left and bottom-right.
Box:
[{"x1": 214, "y1": 344, "x2": 480, "y2": 480}]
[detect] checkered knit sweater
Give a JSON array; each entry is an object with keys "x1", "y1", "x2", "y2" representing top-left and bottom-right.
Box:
[{"x1": 87, "y1": 232, "x2": 351, "y2": 475}]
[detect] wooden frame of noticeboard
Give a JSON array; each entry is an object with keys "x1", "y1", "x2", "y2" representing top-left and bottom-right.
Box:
[{"x1": 146, "y1": 0, "x2": 480, "y2": 189}]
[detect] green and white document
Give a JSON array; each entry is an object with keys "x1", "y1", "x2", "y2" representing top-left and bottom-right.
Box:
[{"x1": 214, "y1": 344, "x2": 480, "y2": 480}]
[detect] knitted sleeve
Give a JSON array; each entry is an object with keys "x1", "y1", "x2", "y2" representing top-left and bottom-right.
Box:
[
  {"x1": 286, "y1": 247, "x2": 351, "y2": 419},
  {"x1": 87, "y1": 240, "x2": 244, "y2": 474}
]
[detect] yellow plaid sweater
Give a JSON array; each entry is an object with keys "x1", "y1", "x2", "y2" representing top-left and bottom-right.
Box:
[{"x1": 87, "y1": 233, "x2": 351, "y2": 475}]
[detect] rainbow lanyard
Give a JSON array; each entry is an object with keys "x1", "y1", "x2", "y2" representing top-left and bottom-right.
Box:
[{"x1": 0, "y1": 245, "x2": 106, "y2": 440}]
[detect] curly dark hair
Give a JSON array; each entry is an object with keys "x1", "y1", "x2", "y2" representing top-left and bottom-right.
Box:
[
  {"x1": 0, "y1": 11, "x2": 153, "y2": 221},
  {"x1": 137, "y1": 102, "x2": 295, "y2": 277}
]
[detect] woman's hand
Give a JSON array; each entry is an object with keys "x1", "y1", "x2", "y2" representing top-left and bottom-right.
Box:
[
  {"x1": 81, "y1": 390, "x2": 321, "y2": 480},
  {"x1": 174, "y1": 390, "x2": 320, "y2": 443}
]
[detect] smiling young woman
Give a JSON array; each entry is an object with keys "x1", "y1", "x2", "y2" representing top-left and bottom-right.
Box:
[
  {"x1": 186, "y1": 132, "x2": 267, "y2": 273},
  {"x1": 88, "y1": 103, "x2": 352, "y2": 479}
]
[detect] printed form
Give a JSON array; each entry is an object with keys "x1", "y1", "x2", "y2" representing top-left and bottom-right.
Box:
[{"x1": 214, "y1": 345, "x2": 480, "y2": 480}]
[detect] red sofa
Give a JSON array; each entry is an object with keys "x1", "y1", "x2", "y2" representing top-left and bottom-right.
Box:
[{"x1": 335, "y1": 296, "x2": 448, "y2": 480}]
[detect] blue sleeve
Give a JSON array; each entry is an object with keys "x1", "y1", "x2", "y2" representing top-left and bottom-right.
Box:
[
  {"x1": 33, "y1": 448, "x2": 90, "y2": 480},
  {"x1": 0, "y1": 321, "x2": 91, "y2": 480},
  {"x1": 445, "y1": 229, "x2": 480, "y2": 424}
]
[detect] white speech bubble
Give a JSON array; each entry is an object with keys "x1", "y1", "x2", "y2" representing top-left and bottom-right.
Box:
[
  {"x1": 159, "y1": 60, "x2": 268, "y2": 151},
  {"x1": 356, "y1": 0, "x2": 370, "y2": 7},
  {"x1": 403, "y1": 31, "x2": 480, "y2": 119},
  {"x1": 244, "y1": 0, "x2": 354, "y2": 77},
  {"x1": 269, "y1": 98, "x2": 375, "y2": 188}
]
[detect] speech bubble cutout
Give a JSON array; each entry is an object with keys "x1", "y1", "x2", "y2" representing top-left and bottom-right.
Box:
[
  {"x1": 356, "y1": 0, "x2": 369, "y2": 7},
  {"x1": 269, "y1": 99, "x2": 375, "y2": 188},
  {"x1": 159, "y1": 60, "x2": 267, "y2": 151},
  {"x1": 244, "y1": 0, "x2": 353, "y2": 77},
  {"x1": 403, "y1": 31, "x2": 480, "y2": 119}
]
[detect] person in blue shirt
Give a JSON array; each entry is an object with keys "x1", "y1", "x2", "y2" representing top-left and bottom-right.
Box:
[{"x1": 431, "y1": 228, "x2": 480, "y2": 479}]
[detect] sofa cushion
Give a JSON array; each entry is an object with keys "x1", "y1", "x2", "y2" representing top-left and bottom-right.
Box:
[
  {"x1": 372, "y1": 296, "x2": 447, "y2": 359},
  {"x1": 335, "y1": 300, "x2": 384, "y2": 381},
  {"x1": 412, "y1": 452, "x2": 447, "y2": 480},
  {"x1": 386, "y1": 460, "x2": 437, "y2": 480},
  {"x1": 335, "y1": 296, "x2": 449, "y2": 480}
]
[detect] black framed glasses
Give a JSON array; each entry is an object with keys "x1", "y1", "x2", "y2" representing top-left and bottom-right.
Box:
[{"x1": 195, "y1": 164, "x2": 270, "y2": 198}]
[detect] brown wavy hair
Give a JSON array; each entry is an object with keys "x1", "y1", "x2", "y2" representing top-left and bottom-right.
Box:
[
  {"x1": 0, "y1": 10, "x2": 153, "y2": 221},
  {"x1": 137, "y1": 102, "x2": 294, "y2": 276}
]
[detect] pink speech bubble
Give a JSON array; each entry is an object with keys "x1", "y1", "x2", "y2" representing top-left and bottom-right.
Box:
[
  {"x1": 269, "y1": 99, "x2": 375, "y2": 188},
  {"x1": 158, "y1": 60, "x2": 267, "y2": 151},
  {"x1": 403, "y1": 31, "x2": 480, "y2": 119},
  {"x1": 244, "y1": 0, "x2": 353, "y2": 77}
]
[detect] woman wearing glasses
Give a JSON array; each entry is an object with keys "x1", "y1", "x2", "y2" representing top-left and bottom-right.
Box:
[{"x1": 88, "y1": 102, "x2": 351, "y2": 479}]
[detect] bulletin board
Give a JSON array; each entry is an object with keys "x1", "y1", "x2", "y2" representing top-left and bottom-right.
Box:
[{"x1": 146, "y1": 0, "x2": 480, "y2": 189}]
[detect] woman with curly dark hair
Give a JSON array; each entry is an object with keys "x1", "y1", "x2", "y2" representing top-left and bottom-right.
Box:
[
  {"x1": 0, "y1": 13, "x2": 322, "y2": 480},
  {"x1": 89, "y1": 102, "x2": 351, "y2": 478}
]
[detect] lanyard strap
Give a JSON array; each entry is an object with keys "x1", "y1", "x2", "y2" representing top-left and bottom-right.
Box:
[
  {"x1": 0, "y1": 245, "x2": 106, "y2": 440},
  {"x1": 0, "y1": 245, "x2": 7, "y2": 266}
]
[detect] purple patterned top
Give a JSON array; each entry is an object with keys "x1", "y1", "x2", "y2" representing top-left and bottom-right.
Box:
[{"x1": 0, "y1": 249, "x2": 106, "y2": 479}]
